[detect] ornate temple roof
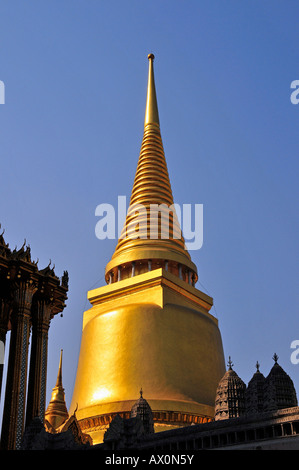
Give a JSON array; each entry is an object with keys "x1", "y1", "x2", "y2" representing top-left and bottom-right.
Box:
[
  {"x1": 263, "y1": 353, "x2": 298, "y2": 412},
  {"x1": 245, "y1": 361, "x2": 266, "y2": 414},
  {"x1": 215, "y1": 354, "x2": 298, "y2": 419},
  {"x1": 214, "y1": 357, "x2": 246, "y2": 420},
  {"x1": 130, "y1": 389, "x2": 154, "y2": 434}
]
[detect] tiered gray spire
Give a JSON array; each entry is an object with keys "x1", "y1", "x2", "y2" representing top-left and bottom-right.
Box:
[{"x1": 215, "y1": 354, "x2": 298, "y2": 421}]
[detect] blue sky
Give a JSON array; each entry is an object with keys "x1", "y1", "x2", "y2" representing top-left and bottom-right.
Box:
[{"x1": 0, "y1": 0, "x2": 298, "y2": 414}]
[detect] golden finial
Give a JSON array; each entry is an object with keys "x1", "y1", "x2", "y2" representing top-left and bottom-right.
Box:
[{"x1": 144, "y1": 52, "x2": 159, "y2": 126}]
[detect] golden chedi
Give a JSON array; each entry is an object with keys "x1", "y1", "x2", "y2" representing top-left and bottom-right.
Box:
[
  {"x1": 45, "y1": 350, "x2": 69, "y2": 430},
  {"x1": 70, "y1": 54, "x2": 226, "y2": 444}
]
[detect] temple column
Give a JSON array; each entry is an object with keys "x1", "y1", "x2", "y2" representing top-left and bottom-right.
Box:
[
  {"x1": 0, "y1": 321, "x2": 6, "y2": 403},
  {"x1": 25, "y1": 299, "x2": 51, "y2": 427},
  {"x1": 0, "y1": 280, "x2": 36, "y2": 450},
  {"x1": 0, "y1": 278, "x2": 13, "y2": 403},
  {"x1": 0, "y1": 298, "x2": 11, "y2": 402},
  {"x1": 0, "y1": 324, "x2": 4, "y2": 401}
]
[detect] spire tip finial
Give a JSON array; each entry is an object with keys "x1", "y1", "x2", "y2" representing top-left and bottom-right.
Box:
[
  {"x1": 55, "y1": 349, "x2": 63, "y2": 387},
  {"x1": 144, "y1": 52, "x2": 159, "y2": 126}
]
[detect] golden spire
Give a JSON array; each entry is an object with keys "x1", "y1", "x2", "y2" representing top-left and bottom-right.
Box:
[
  {"x1": 105, "y1": 54, "x2": 197, "y2": 284},
  {"x1": 44, "y1": 350, "x2": 69, "y2": 430},
  {"x1": 56, "y1": 348, "x2": 63, "y2": 387},
  {"x1": 70, "y1": 54, "x2": 226, "y2": 444},
  {"x1": 144, "y1": 53, "x2": 159, "y2": 126}
]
